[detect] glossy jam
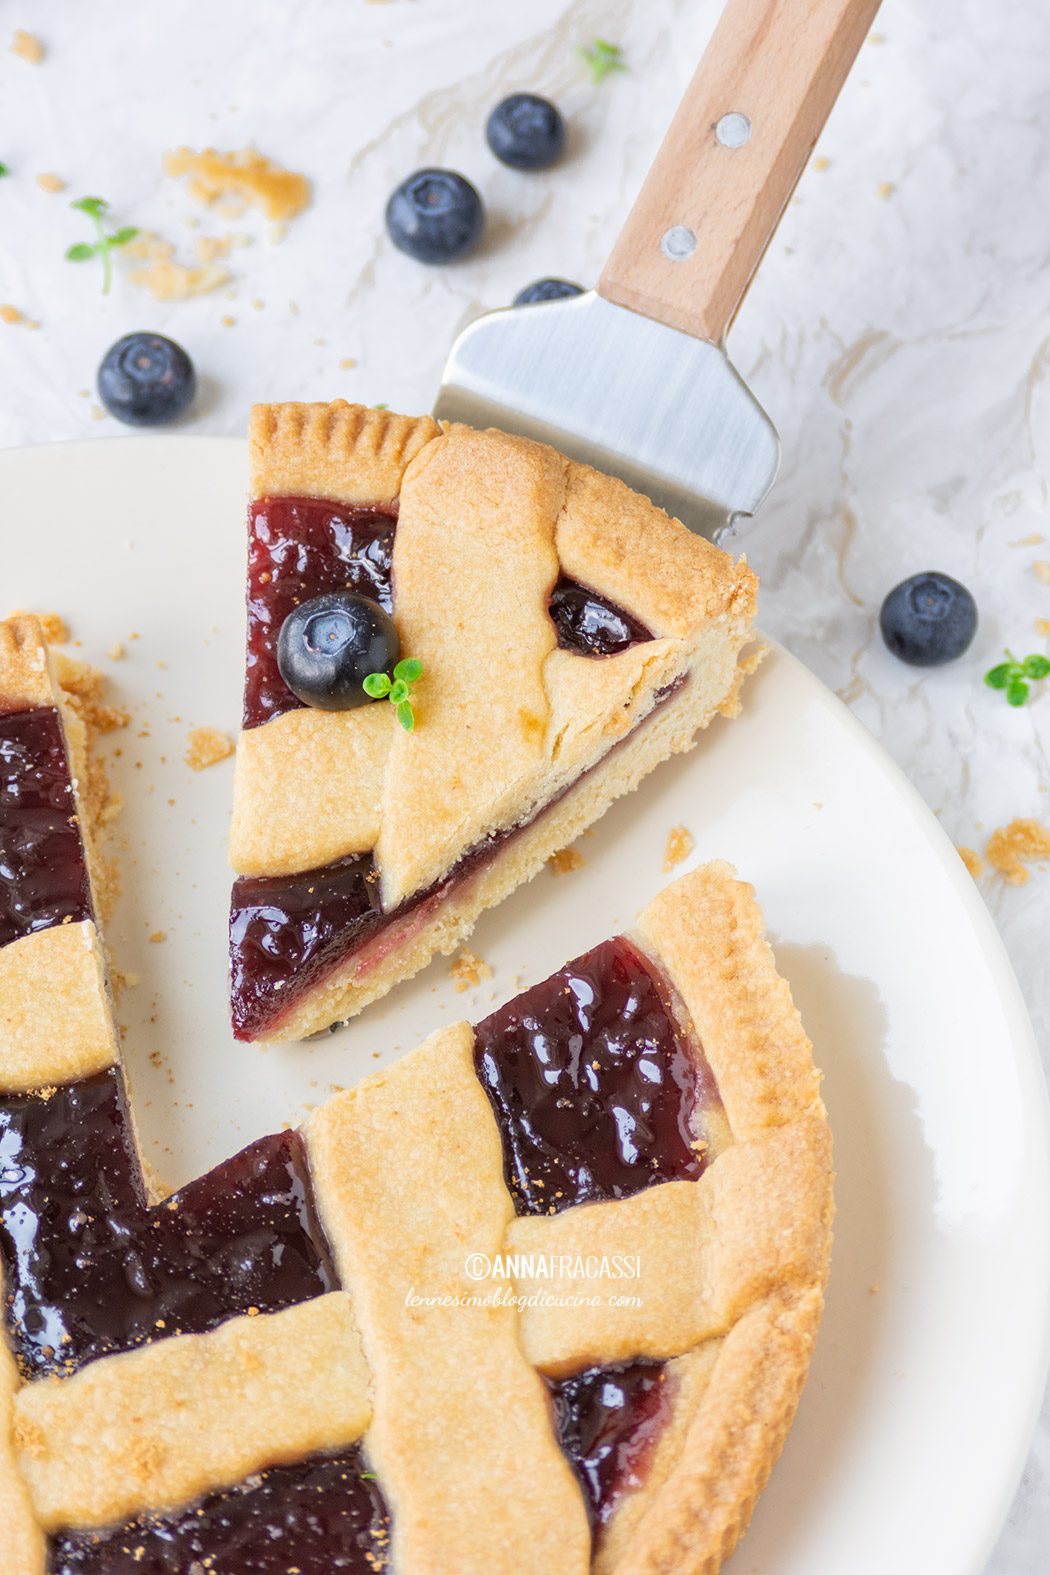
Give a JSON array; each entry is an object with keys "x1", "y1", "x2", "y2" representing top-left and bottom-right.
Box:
[
  {"x1": 244, "y1": 496, "x2": 397, "y2": 728},
  {"x1": 551, "y1": 1360, "x2": 675, "y2": 1529},
  {"x1": 0, "y1": 1068, "x2": 336, "y2": 1378},
  {"x1": 49, "y1": 1444, "x2": 391, "y2": 1573},
  {"x1": 474, "y1": 937, "x2": 706, "y2": 1214},
  {"x1": 549, "y1": 576, "x2": 652, "y2": 656},
  {"x1": 230, "y1": 854, "x2": 384, "y2": 1041},
  {"x1": 0, "y1": 706, "x2": 92, "y2": 949}
]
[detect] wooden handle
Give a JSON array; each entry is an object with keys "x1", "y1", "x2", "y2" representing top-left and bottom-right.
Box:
[{"x1": 598, "y1": 0, "x2": 881, "y2": 342}]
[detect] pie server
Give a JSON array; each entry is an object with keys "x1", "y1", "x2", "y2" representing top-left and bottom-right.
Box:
[{"x1": 434, "y1": 0, "x2": 881, "y2": 538}]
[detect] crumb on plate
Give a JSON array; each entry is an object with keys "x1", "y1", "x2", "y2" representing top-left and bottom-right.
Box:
[
  {"x1": 11, "y1": 29, "x2": 44, "y2": 63},
  {"x1": 164, "y1": 147, "x2": 311, "y2": 221},
  {"x1": 35, "y1": 172, "x2": 65, "y2": 194},
  {"x1": 449, "y1": 948, "x2": 493, "y2": 992},
  {"x1": 1, "y1": 305, "x2": 25, "y2": 326},
  {"x1": 1009, "y1": 532, "x2": 1044, "y2": 547},
  {"x1": 985, "y1": 818, "x2": 1050, "y2": 885},
  {"x1": 663, "y1": 824, "x2": 694, "y2": 872},
  {"x1": 149, "y1": 931, "x2": 166, "y2": 944},
  {"x1": 1034, "y1": 561, "x2": 1050, "y2": 586},
  {"x1": 185, "y1": 726, "x2": 235, "y2": 771},
  {"x1": 957, "y1": 845, "x2": 983, "y2": 880},
  {"x1": 875, "y1": 181, "x2": 896, "y2": 201},
  {"x1": 548, "y1": 846, "x2": 585, "y2": 876},
  {"x1": 126, "y1": 231, "x2": 230, "y2": 301}
]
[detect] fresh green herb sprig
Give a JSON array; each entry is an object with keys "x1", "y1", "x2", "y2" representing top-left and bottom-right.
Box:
[
  {"x1": 578, "y1": 38, "x2": 627, "y2": 84},
  {"x1": 985, "y1": 649, "x2": 1050, "y2": 706},
  {"x1": 65, "y1": 197, "x2": 138, "y2": 294},
  {"x1": 364, "y1": 656, "x2": 423, "y2": 731}
]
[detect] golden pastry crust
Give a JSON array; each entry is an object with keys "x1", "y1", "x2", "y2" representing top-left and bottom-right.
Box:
[
  {"x1": 0, "y1": 921, "x2": 117, "y2": 1092},
  {"x1": 0, "y1": 617, "x2": 52, "y2": 711},
  {"x1": 233, "y1": 403, "x2": 759, "y2": 1039},
  {"x1": 307, "y1": 1026, "x2": 591, "y2": 1574},
  {"x1": 248, "y1": 399, "x2": 440, "y2": 504},
  {"x1": 14, "y1": 1295, "x2": 370, "y2": 1533}
]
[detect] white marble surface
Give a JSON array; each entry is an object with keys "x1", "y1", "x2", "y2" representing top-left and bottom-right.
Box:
[{"x1": 1, "y1": 0, "x2": 1048, "y2": 1567}]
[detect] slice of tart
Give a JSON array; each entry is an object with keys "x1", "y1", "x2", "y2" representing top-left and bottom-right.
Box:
[
  {"x1": 228, "y1": 402, "x2": 759, "y2": 1041},
  {"x1": 0, "y1": 640, "x2": 832, "y2": 1575}
]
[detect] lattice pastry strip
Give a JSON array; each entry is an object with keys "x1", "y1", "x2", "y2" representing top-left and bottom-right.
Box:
[
  {"x1": 0, "y1": 616, "x2": 831, "y2": 1573},
  {"x1": 227, "y1": 402, "x2": 759, "y2": 1042}
]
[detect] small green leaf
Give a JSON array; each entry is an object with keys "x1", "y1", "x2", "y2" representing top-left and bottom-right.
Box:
[
  {"x1": 396, "y1": 701, "x2": 415, "y2": 732},
  {"x1": 984, "y1": 663, "x2": 1014, "y2": 690},
  {"x1": 393, "y1": 657, "x2": 423, "y2": 684},
  {"x1": 363, "y1": 672, "x2": 391, "y2": 699},
  {"x1": 1006, "y1": 677, "x2": 1030, "y2": 706},
  {"x1": 71, "y1": 195, "x2": 107, "y2": 217},
  {"x1": 0, "y1": 163, "x2": 9, "y2": 179},
  {"x1": 360, "y1": 1471, "x2": 378, "y2": 1481},
  {"x1": 389, "y1": 678, "x2": 409, "y2": 705},
  {"x1": 578, "y1": 37, "x2": 627, "y2": 84},
  {"x1": 1022, "y1": 654, "x2": 1050, "y2": 679},
  {"x1": 109, "y1": 226, "x2": 139, "y2": 248},
  {"x1": 65, "y1": 242, "x2": 96, "y2": 262},
  {"x1": 372, "y1": 402, "x2": 388, "y2": 410}
]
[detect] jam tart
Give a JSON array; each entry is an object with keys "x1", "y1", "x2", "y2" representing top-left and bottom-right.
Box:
[
  {"x1": 228, "y1": 402, "x2": 759, "y2": 1041},
  {"x1": 0, "y1": 616, "x2": 831, "y2": 1574}
]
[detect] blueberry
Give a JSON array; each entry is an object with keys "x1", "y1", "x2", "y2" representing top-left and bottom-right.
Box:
[
  {"x1": 277, "y1": 591, "x2": 400, "y2": 710},
  {"x1": 486, "y1": 93, "x2": 566, "y2": 171},
  {"x1": 513, "y1": 278, "x2": 584, "y2": 307},
  {"x1": 385, "y1": 169, "x2": 484, "y2": 265},
  {"x1": 96, "y1": 333, "x2": 196, "y2": 427},
  {"x1": 879, "y1": 572, "x2": 978, "y2": 667}
]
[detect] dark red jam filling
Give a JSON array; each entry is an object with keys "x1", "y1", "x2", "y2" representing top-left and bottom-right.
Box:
[
  {"x1": 0, "y1": 1067, "x2": 336, "y2": 1379},
  {"x1": 549, "y1": 576, "x2": 652, "y2": 656},
  {"x1": 0, "y1": 705, "x2": 92, "y2": 950},
  {"x1": 48, "y1": 1443, "x2": 391, "y2": 1574},
  {"x1": 474, "y1": 937, "x2": 707, "y2": 1215},
  {"x1": 243, "y1": 497, "x2": 653, "y2": 729},
  {"x1": 244, "y1": 496, "x2": 398, "y2": 729},
  {"x1": 551, "y1": 1359, "x2": 675, "y2": 1531},
  {"x1": 230, "y1": 854, "x2": 384, "y2": 1040}
]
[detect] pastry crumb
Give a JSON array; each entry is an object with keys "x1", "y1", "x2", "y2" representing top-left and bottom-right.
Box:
[
  {"x1": 90, "y1": 403, "x2": 106, "y2": 422},
  {"x1": 1, "y1": 304, "x2": 26, "y2": 325},
  {"x1": 985, "y1": 818, "x2": 1050, "y2": 885},
  {"x1": 195, "y1": 232, "x2": 251, "y2": 264},
  {"x1": 1033, "y1": 561, "x2": 1050, "y2": 586},
  {"x1": 957, "y1": 846, "x2": 983, "y2": 880},
  {"x1": 185, "y1": 726, "x2": 234, "y2": 770},
  {"x1": 548, "y1": 847, "x2": 585, "y2": 876},
  {"x1": 449, "y1": 948, "x2": 493, "y2": 992},
  {"x1": 339, "y1": 357, "x2": 358, "y2": 370},
  {"x1": 663, "y1": 824, "x2": 694, "y2": 872},
  {"x1": 164, "y1": 147, "x2": 310, "y2": 221},
  {"x1": 126, "y1": 231, "x2": 229, "y2": 301},
  {"x1": 875, "y1": 181, "x2": 896, "y2": 201},
  {"x1": 221, "y1": 314, "x2": 236, "y2": 327},
  {"x1": 11, "y1": 29, "x2": 44, "y2": 63},
  {"x1": 812, "y1": 155, "x2": 831, "y2": 172},
  {"x1": 1009, "y1": 532, "x2": 1044, "y2": 547},
  {"x1": 1036, "y1": 619, "x2": 1050, "y2": 638},
  {"x1": 108, "y1": 641, "x2": 125, "y2": 661},
  {"x1": 148, "y1": 931, "x2": 167, "y2": 944},
  {"x1": 35, "y1": 171, "x2": 65, "y2": 194}
]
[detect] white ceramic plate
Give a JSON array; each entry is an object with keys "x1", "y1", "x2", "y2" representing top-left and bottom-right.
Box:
[{"x1": 5, "y1": 436, "x2": 1049, "y2": 1574}]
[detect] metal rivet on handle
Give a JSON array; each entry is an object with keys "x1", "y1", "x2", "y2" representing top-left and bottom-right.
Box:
[
  {"x1": 715, "y1": 112, "x2": 751, "y2": 148},
  {"x1": 660, "y1": 225, "x2": 697, "y2": 262}
]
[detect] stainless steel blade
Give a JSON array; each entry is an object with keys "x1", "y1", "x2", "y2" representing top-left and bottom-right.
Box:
[{"x1": 433, "y1": 291, "x2": 779, "y2": 539}]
